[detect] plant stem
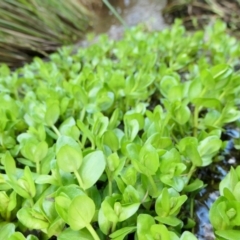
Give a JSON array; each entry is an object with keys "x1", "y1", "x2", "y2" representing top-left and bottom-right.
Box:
[
  {"x1": 147, "y1": 175, "x2": 158, "y2": 196},
  {"x1": 51, "y1": 125, "x2": 61, "y2": 138},
  {"x1": 29, "y1": 198, "x2": 34, "y2": 207},
  {"x1": 74, "y1": 170, "x2": 84, "y2": 189},
  {"x1": 5, "y1": 210, "x2": 11, "y2": 222},
  {"x1": 111, "y1": 221, "x2": 117, "y2": 233},
  {"x1": 186, "y1": 165, "x2": 196, "y2": 185},
  {"x1": 108, "y1": 179, "x2": 112, "y2": 196},
  {"x1": 86, "y1": 223, "x2": 100, "y2": 240},
  {"x1": 193, "y1": 106, "x2": 199, "y2": 137},
  {"x1": 190, "y1": 196, "x2": 194, "y2": 219},
  {"x1": 103, "y1": 0, "x2": 127, "y2": 27},
  {"x1": 77, "y1": 139, "x2": 83, "y2": 149},
  {"x1": 80, "y1": 108, "x2": 86, "y2": 122},
  {"x1": 190, "y1": 196, "x2": 195, "y2": 233},
  {"x1": 36, "y1": 160, "x2": 40, "y2": 174}
]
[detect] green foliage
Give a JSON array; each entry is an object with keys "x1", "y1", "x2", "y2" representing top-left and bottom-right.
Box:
[
  {"x1": 209, "y1": 166, "x2": 240, "y2": 239},
  {"x1": 0, "y1": 19, "x2": 240, "y2": 239}
]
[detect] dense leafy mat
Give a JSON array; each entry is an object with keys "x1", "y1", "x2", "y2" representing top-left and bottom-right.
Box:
[{"x1": 0, "y1": 20, "x2": 240, "y2": 240}]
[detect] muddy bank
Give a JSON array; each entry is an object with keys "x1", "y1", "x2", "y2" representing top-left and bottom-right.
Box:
[{"x1": 93, "y1": 0, "x2": 167, "y2": 39}]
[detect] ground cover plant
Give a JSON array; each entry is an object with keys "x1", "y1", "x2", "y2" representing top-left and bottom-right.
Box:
[{"x1": 0, "y1": 20, "x2": 240, "y2": 239}]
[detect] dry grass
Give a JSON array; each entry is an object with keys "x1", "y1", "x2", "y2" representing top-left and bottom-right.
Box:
[
  {"x1": 163, "y1": 0, "x2": 240, "y2": 35},
  {"x1": 0, "y1": 0, "x2": 102, "y2": 68}
]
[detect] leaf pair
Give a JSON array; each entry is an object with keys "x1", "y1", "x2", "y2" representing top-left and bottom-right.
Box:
[{"x1": 56, "y1": 136, "x2": 106, "y2": 190}]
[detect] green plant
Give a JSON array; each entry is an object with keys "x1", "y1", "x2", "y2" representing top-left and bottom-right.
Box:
[
  {"x1": 0, "y1": 19, "x2": 240, "y2": 239},
  {"x1": 210, "y1": 167, "x2": 240, "y2": 240}
]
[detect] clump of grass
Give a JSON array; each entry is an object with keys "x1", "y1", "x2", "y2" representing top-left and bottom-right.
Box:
[
  {"x1": 0, "y1": 0, "x2": 101, "y2": 68},
  {"x1": 163, "y1": 0, "x2": 240, "y2": 36}
]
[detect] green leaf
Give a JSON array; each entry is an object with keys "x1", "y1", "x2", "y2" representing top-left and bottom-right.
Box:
[
  {"x1": 45, "y1": 102, "x2": 60, "y2": 126},
  {"x1": 124, "y1": 113, "x2": 145, "y2": 130},
  {"x1": 58, "y1": 228, "x2": 94, "y2": 240},
  {"x1": 57, "y1": 145, "x2": 82, "y2": 172},
  {"x1": 98, "y1": 208, "x2": 112, "y2": 235},
  {"x1": 26, "y1": 235, "x2": 38, "y2": 240},
  {"x1": 17, "y1": 207, "x2": 49, "y2": 230},
  {"x1": 220, "y1": 167, "x2": 238, "y2": 196},
  {"x1": 211, "y1": 64, "x2": 232, "y2": 89},
  {"x1": 8, "y1": 232, "x2": 26, "y2": 240},
  {"x1": 108, "y1": 108, "x2": 120, "y2": 130},
  {"x1": 125, "y1": 119, "x2": 139, "y2": 141},
  {"x1": 200, "y1": 70, "x2": 214, "y2": 90},
  {"x1": 137, "y1": 214, "x2": 155, "y2": 240},
  {"x1": 33, "y1": 141, "x2": 48, "y2": 162},
  {"x1": 198, "y1": 136, "x2": 222, "y2": 165},
  {"x1": 189, "y1": 79, "x2": 202, "y2": 100},
  {"x1": 209, "y1": 196, "x2": 228, "y2": 230},
  {"x1": 216, "y1": 229, "x2": 240, "y2": 240},
  {"x1": 139, "y1": 144, "x2": 159, "y2": 175},
  {"x1": 92, "y1": 115, "x2": 109, "y2": 137},
  {"x1": 78, "y1": 150, "x2": 106, "y2": 190},
  {"x1": 178, "y1": 137, "x2": 202, "y2": 166},
  {"x1": 101, "y1": 197, "x2": 119, "y2": 223},
  {"x1": 122, "y1": 185, "x2": 140, "y2": 204},
  {"x1": 168, "y1": 85, "x2": 183, "y2": 101},
  {"x1": 160, "y1": 76, "x2": 179, "y2": 98},
  {"x1": 59, "y1": 117, "x2": 80, "y2": 141},
  {"x1": 7, "y1": 180, "x2": 30, "y2": 199},
  {"x1": 118, "y1": 203, "x2": 140, "y2": 222},
  {"x1": 56, "y1": 136, "x2": 80, "y2": 152},
  {"x1": 22, "y1": 166, "x2": 36, "y2": 198},
  {"x1": 68, "y1": 195, "x2": 95, "y2": 230},
  {"x1": 121, "y1": 166, "x2": 137, "y2": 186},
  {"x1": 150, "y1": 224, "x2": 170, "y2": 240},
  {"x1": 183, "y1": 179, "x2": 204, "y2": 192},
  {"x1": 102, "y1": 130, "x2": 119, "y2": 151},
  {"x1": 169, "y1": 194, "x2": 188, "y2": 216},
  {"x1": 173, "y1": 104, "x2": 190, "y2": 125},
  {"x1": 192, "y1": 98, "x2": 222, "y2": 111},
  {"x1": 180, "y1": 231, "x2": 198, "y2": 240},
  {"x1": 47, "y1": 217, "x2": 65, "y2": 238},
  {"x1": 3, "y1": 151, "x2": 16, "y2": 179},
  {"x1": 110, "y1": 227, "x2": 137, "y2": 240},
  {"x1": 155, "y1": 216, "x2": 183, "y2": 227},
  {"x1": 55, "y1": 195, "x2": 72, "y2": 223},
  {"x1": 155, "y1": 188, "x2": 170, "y2": 217},
  {"x1": 0, "y1": 223, "x2": 15, "y2": 239}
]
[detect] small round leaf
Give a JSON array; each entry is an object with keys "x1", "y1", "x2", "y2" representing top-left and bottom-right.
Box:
[
  {"x1": 57, "y1": 145, "x2": 82, "y2": 172},
  {"x1": 68, "y1": 195, "x2": 95, "y2": 230}
]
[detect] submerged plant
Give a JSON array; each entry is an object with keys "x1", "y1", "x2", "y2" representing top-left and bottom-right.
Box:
[{"x1": 0, "y1": 19, "x2": 240, "y2": 239}]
